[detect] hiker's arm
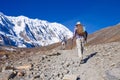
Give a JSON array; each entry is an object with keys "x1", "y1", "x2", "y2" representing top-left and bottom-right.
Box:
[
  {"x1": 72, "y1": 35, "x2": 75, "y2": 41},
  {"x1": 72, "y1": 27, "x2": 77, "y2": 41}
]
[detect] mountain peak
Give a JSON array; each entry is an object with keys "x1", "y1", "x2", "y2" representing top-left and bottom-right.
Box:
[{"x1": 0, "y1": 12, "x2": 73, "y2": 48}]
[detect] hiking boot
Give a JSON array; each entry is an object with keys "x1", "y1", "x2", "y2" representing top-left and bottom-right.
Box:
[{"x1": 80, "y1": 59, "x2": 84, "y2": 64}]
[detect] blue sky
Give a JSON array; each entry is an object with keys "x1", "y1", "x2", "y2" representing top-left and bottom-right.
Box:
[{"x1": 0, "y1": 0, "x2": 120, "y2": 34}]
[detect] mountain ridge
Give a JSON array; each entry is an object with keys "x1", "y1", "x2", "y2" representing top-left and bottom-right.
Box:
[
  {"x1": 88, "y1": 24, "x2": 120, "y2": 45},
  {"x1": 0, "y1": 12, "x2": 73, "y2": 47}
]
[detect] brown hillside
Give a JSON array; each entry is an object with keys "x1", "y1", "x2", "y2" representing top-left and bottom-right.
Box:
[{"x1": 87, "y1": 24, "x2": 120, "y2": 45}]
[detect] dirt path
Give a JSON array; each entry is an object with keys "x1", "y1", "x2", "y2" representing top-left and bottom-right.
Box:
[{"x1": 0, "y1": 42, "x2": 120, "y2": 80}]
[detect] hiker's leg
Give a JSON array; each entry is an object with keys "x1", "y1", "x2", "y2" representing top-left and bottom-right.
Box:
[
  {"x1": 81, "y1": 37, "x2": 85, "y2": 59},
  {"x1": 62, "y1": 42, "x2": 64, "y2": 50},
  {"x1": 62, "y1": 42, "x2": 65, "y2": 50},
  {"x1": 82, "y1": 37, "x2": 85, "y2": 50},
  {"x1": 76, "y1": 38, "x2": 82, "y2": 59},
  {"x1": 63, "y1": 42, "x2": 65, "y2": 50}
]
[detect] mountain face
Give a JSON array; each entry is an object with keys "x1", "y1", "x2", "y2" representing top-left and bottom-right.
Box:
[
  {"x1": 0, "y1": 12, "x2": 73, "y2": 47},
  {"x1": 88, "y1": 23, "x2": 120, "y2": 45}
]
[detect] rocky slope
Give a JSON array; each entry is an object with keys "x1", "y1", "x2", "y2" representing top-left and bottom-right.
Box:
[
  {"x1": 0, "y1": 41, "x2": 120, "y2": 80},
  {"x1": 88, "y1": 23, "x2": 120, "y2": 45}
]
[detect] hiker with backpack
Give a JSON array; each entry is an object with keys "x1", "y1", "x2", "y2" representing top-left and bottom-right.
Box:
[
  {"x1": 61, "y1": 36, "x2": 67, "y2": 50},
  {"x1": 72, "y1": 21, "x2": 88, "y2": 62}
]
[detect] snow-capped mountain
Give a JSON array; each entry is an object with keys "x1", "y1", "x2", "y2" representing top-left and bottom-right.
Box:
[{"x1": 0, "y1": 12, "x2": 73, "y2": 47}]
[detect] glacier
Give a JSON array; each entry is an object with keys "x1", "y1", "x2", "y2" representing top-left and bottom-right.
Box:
[{"x1": 0, "y1": 12, "x2": 73, "y2": 48}]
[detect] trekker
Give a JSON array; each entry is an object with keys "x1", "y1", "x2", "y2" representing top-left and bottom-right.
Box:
[
  {"x1": 61, "y1": 37, "x2": 67, "y2": 50},
  {"x1": 72, "y1": 21, "x2": 88, "y2": 61}
]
